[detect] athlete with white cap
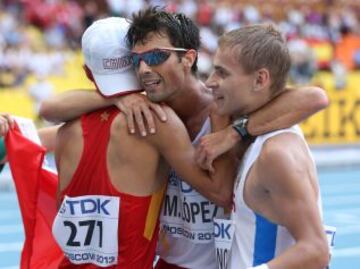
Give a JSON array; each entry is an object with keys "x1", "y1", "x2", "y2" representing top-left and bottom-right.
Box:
[
  {"x1": 51, "y1": 17, "x2": 237, "y2": 269},
  {"x1": 40, "y1": 8, "x2": 329, "y2": 269}
]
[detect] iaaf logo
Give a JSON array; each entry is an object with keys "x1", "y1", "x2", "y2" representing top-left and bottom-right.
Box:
[{"x1": 103, "y1": 56, "x2": 132, "y2": 70}]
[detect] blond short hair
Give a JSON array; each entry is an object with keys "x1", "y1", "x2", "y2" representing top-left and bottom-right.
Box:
[{"x1": 219, "y1": 24, "x2": 291, "y2": 96}]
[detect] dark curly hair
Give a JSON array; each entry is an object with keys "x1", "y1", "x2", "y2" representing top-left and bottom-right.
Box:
[{"x1": 127, "y1": 6, "x2": 200, "y2": 74}]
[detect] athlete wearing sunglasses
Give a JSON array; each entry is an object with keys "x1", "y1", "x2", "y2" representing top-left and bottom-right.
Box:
[
  {"x1": 131, "y1": 47, "x2": 188, "y2": 68},
  {"x1": 39, "y1": 7, "x2": 329, "y2": 269}
]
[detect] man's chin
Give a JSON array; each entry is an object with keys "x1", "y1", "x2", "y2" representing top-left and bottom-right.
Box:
[
  {"x1": 214, "y1": 103, "x2": 227, "y2": 116},
  {"x1": 148, "y1": 94, "x2": 165, "y2": 103}
]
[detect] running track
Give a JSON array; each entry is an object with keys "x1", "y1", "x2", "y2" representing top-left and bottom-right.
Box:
[{"x1": 0, "y1": 166, "x2": 359, "y2": 268}]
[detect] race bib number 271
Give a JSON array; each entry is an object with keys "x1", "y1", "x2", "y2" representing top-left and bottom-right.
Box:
[{"x1": 52, "y1": 195, "x2": 120, "y2": 267}]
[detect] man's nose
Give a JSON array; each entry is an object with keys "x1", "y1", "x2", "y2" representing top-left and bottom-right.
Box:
[
  {"x1": 138, "y1": 59, "x2": 152, "y2": 75},
  {"x1": 205, "y1": 75, "x2": 218, "y2": 89}
]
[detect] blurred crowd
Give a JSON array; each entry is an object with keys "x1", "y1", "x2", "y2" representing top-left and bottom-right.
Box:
[{"x1": 1, "y1": 0, "x2": 360, "y2": 90}]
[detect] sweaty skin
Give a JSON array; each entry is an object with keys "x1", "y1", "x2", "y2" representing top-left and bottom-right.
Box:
[
  {"x1": 56, "y1": 105, "x2": 236, "y2": 207},
  {"x1": 205, "y1": 34, "x2": 329, "y2": 268}
]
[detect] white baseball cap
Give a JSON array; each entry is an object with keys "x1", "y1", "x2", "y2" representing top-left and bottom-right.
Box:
[{"x1": 81, "y1": 17, "x2": 142, "y2": 97}]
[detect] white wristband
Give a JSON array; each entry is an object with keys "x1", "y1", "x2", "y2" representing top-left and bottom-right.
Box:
[{"x1": 248, "y1": 264, "x2": 269, "y2": 269}]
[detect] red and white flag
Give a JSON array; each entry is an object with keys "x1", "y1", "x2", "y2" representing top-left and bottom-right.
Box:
[{"x1": 5, "y1": 117, "x2": 63, "y2": 269}]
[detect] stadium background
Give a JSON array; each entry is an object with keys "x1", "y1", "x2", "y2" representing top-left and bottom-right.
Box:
[{"x1": 0, "y1": 0, "x2": 359, "y2": 268}]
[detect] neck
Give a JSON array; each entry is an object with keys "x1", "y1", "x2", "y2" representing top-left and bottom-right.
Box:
[
  {"x1": 167, "y1": 76, "x2": 212, "y2": 121},
  {"x1": 166, "y1": 76, "x2": 213, "y2": 138},
  {"x1": 233, "y1": 90, "x2": 272, "y2": 120}
]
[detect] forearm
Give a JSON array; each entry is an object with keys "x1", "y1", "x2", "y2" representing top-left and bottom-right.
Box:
[
  {"x1": 247, "y1": 86, "x2": 329, "y2": 136},
  {"x1": 40, "y1": 90, "x2": 113, "y2": 123},
  {"x1": 38, "y1": 125, "x2": 61, "y2": 152},
  {"x1": 195, "y1": 114, "x2": 237, "y2": 206},
  {"x1": 202, "y1": 151, "x2": 237, "y2": 208},
  {"x1": 0, "y1": 125, "x2": 59, "y2": 164},
  {"x1": 196, "y1": 87, "x2": 329, "y2": 161},
  {"x1": 267, "y1": 240, "x2": 329, "y2": 269},
  {"x1": 164, "y1": 140, "x2": 237, "y2": 208}
]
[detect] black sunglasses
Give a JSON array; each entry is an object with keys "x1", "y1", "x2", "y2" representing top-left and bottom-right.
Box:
[{"x1": 131, "y1": 48, "x2": 188, "y2": 68}]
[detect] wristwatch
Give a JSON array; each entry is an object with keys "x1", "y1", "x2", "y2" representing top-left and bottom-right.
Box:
[{"x1": 232, "y1": 116, "x2": 254, "y2": 141}]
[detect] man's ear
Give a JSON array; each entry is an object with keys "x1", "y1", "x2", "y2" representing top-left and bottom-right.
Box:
[
  {"x1": 253, "y1": 68, "x2": 270, "y2": 92},
  {"x1": 182, "y1": 49, "x2": 197, "y2": 70}
]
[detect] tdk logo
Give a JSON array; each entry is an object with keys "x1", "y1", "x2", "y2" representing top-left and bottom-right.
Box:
[
  {"x1": 65, "y1": 198, "x2": 111, "y2": 215},
  {"x1": 59, "y1": 204, "x2": 66, "y2": 214},
  {"x1": 214, "y1": 222, "x2": 231, "y2": 240}
]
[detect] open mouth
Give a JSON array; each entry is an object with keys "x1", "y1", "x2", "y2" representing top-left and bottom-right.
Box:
[
  {"x1": 142, "y1": 80, "x2": 161, "y2": 87},
  {"x1": 214, "y1": 95, "x2": 224, "y2": 102}
]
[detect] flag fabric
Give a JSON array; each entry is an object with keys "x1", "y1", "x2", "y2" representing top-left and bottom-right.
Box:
[{"x1": 5, "y1": 118, "x2": 63, "y2": 269}]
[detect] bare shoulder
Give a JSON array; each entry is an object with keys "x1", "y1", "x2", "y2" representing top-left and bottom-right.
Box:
[
  {"x1": 260, "y1": 132, "x2": 308, "y2": 164},
  {"x1": 145, "y1": 105, "x2": 190, "y2": 151},
  {"x1": 111, "y1": 106, "x2": 182, "y2": 136},
  {"x1": 158, "y1": 105, "x2": 179, "y2": 123},
  {"x1": 153, "y1": 105, "x2": 186, "y2": 132},
  {"x1": 111, "y1": 112, "x2": 128, "y2": 132},
  {"x1": 256, "y1": 131, "x2": 311, "y2": 187},
  {"x1": 56, "y1": 119, "x2": 83, "y2": 159},
  {"x1": 55, "y1": 118, "x2": 82, "y2": 169}
]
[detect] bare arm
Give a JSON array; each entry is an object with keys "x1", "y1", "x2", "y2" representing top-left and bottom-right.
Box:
[
  {"x1": 0, "y1": 115, "x2": 59, "y2": 165},
  {"x1": 40, "y1": 90, "x2": 167, "y2": 135},
  {"x1": 38, "y1": 125, "x2": 61, "y2": 152},
  {"x1": 54, "y1": 123, "x2": 70, "y2": 207},
  {"x1": 247, "y1": 86, "x2": 329, "y2": 136},
  {"x1": 255, "y1": 134, "x2": 329, "y2": 269},
  {"x1": 0, "y1": 113, "x2": 14, "y2": 137},
  {"x1": 196, "y1": 86, "x2": 329, "y2": 169},
  {"x1": 40, "y1": 90, "x2": 113, "y2": 123},
  {"x1": 148, "y1": 107, "x2": 237, "y2": 208}
]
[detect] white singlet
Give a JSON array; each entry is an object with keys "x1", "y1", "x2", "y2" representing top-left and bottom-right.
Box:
[
  {"x1": 229, "y1": 126, "x2": 324, "y2": 268},
  {"x1": 157, "y1": 117, "x2": 225, "y2": 269}
]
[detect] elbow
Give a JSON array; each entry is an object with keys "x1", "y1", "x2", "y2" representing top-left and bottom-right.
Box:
[
  {"x1": 301, "y1": 237, "x2": 330, "y2": 269},
  {"x1": 39, "y1": 99, "x2": 60, "y2": 123},
  {"x1": 313, "y1": 239, "x2": 330, "y2": 269},
  {"x1": 308, "y1": 87, "x2": 330, "y2": 113}
]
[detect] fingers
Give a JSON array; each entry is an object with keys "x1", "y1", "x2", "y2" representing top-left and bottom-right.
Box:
[
  {"x1": 122, "y1": 108, "x2": 136, "y2": 134},
  {"x1": 195, "y1": 133, "x2": 226, "y2": 173},
  {"x1": 206, "y1": 161, "x2": 215, "y2": 174},
  {"x1": 141, "y1": 104, "x2": 156, "y2": 134},
  {"x1": 114, "y1": 94, "x2": 162, "y2": 135},
  {"x1": 2, "y1": 114, "x2": 14, "y2": 129},
  {"x1": 196, "y1": 137, "x2": 215, "y2": 172},
  {"x1": 195, "y1": 146, "x2": 208, "y2": 170},
  {"x1": 114, "y1": 100, "x2": 136, "y2": 134},
  {"x1": 150, "y1": 103, "x2": 167, "y2": 122},
  {"x1": 202, "y1": 149, "x2": 216, "y2": 173},
  {"x1": 133, "y1": 106, "x2": 147, "y2": 136},
  {"x1": 196, "y1": 147, "x2": 215, "y2": 173},
  {"x1": 0, "y1": 114, "x2": 13, "y2": 137},
  {"x1": 0, "y1": 121, "x2": 9, "y2": 137},
  {"x1": 204, "y1": 147, "x2": 216, "y2": 173}
]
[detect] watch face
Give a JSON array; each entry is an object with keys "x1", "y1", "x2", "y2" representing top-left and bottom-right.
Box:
[
  {"x1": 233, "y1": 117, "x2": 248, "y2": 127},
  {"x1": 232, "y1": 116, "x2": 253, "y2": 141}
]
